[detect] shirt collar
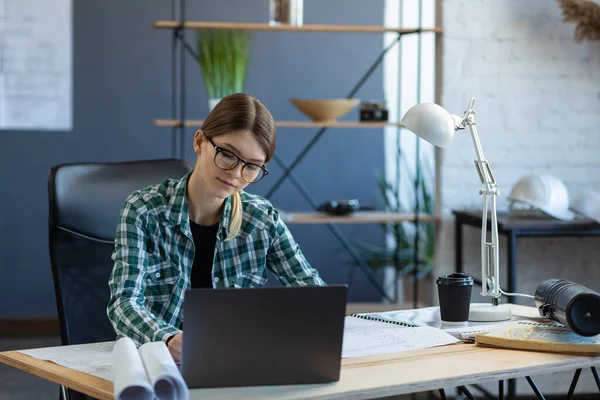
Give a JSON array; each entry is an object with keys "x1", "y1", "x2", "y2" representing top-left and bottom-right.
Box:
[{"x1": 165, "y1": 171, "x2": 232, "y2": 240}]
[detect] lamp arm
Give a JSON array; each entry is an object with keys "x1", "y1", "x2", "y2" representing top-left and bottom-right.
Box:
[{"x1": 458, "y1": 100, "x2": 501, "y2": 302}]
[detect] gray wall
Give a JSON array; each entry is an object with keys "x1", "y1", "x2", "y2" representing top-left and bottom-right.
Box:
[{"x1": 0, "y1": 0, "x2": 388, "y2": 318}]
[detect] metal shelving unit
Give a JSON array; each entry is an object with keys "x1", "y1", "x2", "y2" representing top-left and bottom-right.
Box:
[{"x1": 153, "y1": 0, "x2": 442, "y2": 304}]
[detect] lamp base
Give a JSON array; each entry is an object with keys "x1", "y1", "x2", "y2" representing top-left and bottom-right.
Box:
[{"x1": 469, "y1": 302, "x2": 512, "y2": 322}]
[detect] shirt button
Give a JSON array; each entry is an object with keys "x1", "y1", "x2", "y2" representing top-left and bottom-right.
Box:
[
  {"x1": 155, "y1": 272, "x2": 161, "y2": 278},
  {"x1": 213, "y1": 277, "x2": 219, "y2": 283}
]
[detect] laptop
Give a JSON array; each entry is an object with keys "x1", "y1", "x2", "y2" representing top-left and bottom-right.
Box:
[{"x1": 180, "y1": 284, "x2": 348, "y2": 389}]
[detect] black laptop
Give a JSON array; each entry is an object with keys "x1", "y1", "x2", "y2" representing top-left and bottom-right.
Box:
[{"x1": 180, "y1": 284, "x2": 348, "y2": 389}]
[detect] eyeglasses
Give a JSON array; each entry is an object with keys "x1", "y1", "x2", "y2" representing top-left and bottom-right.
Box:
[{"x1": 207, "y1": 137, "x2": 269, "y2": 184}]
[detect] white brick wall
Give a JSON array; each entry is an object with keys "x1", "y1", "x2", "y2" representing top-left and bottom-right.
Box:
[{"x1": 439, "y1": 0, "x2": 600, "y2": 395}]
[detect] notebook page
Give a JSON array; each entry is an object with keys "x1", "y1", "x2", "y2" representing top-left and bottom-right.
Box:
[
  {"x1": 343, "y1": 316, "x2": 459, "y2": 358},
  {"x1": 112, "y1": 337, "x2": 153, "y2": 400},
  {"x1": 352, "y1": 305, "x2": 558, "y2": 339},
  {"x1": 138, "y1": 341, "x2": 189, "y2": 400}
]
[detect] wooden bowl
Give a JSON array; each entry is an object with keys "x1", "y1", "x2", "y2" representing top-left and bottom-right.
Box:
[{"x1": 290, "y1": 98, "x2": 360, "y2": 122}]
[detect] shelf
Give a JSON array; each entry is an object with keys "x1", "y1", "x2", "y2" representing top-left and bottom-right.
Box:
[
  {"x1": 153, "y1": 21, "x2": 443, "y2": 34},
  {"x1": 152, "y1": 119, "x2": 403, "y2": 129},
  {"x1": 281, "y1": 211, "x2": 438, "y2": 224}
]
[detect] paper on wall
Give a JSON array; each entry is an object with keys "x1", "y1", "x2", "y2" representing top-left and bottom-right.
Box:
[{"x1": 0, "y1": 0, "x2": 72, "y2": 130}]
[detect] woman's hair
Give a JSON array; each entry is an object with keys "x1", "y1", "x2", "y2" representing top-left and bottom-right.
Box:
[{"x1": 200, "y1": 93, "x2": 276, "y2": 241}]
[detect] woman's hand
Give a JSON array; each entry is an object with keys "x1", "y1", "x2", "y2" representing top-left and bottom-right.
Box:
[{"x1": 167, "y1": 333, "x2": 183, "y2": 362}]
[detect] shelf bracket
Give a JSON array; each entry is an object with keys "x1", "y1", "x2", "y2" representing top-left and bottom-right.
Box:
[{"x1": 265, "y1": 32, "x2": 405, "y2": 199}]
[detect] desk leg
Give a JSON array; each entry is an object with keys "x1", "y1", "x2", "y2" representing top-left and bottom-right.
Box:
[
  {"x1": 525, "y1": 376, "x2": 546, "y2": 400},
  {"x1": 566, "y1": 369, "x2": 582, "y2": 400},
  {"x1": 458, "y1": 386, "x2": 476, "y2": 400},
  {"x1": 508, "y1": 379, "x2": 516, "y2": 400},
  {"x1": 455, "y1": 220, "x2": 463, "y2": 274},
  {"x1": 499, "y1": 380, "x2": 504, "y2": 400},
  {"x1": 506, "y1": 232, "x2": 517, "y2": 304},
  {"x1": 592, "y1": 366, "x2": 600, "y2": 391},
  {"x1": 506, "y1": 233, "x2": 517, "y2": 400}
]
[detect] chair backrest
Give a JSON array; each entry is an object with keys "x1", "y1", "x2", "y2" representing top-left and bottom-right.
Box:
[{"x1": 48, "y1": 159, "x2": 192, "y2": 345}]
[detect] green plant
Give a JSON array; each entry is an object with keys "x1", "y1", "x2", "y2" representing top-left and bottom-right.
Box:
[
  {"x1": 196, "y1": 29, "x2": 251, "y2": 99},
  {"x1": 354, "y1": 152, "x2": 436, "y2": 282}
]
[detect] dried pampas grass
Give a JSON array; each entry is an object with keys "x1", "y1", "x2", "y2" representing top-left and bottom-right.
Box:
[{"x1": 558, "y1": 0, "x2": 600, "y2": 41}]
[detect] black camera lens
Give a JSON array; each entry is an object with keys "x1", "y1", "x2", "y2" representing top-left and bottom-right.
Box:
[{"x1": 535, "y1": 279, "x2": 600, "y2": 337}]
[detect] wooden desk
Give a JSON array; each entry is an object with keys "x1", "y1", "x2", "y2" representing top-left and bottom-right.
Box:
[{"x1": 1, "y1": 337, "x2": 599, "y2": 399}]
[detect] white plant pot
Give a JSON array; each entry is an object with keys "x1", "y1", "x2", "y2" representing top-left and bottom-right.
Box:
[{"x1": 208, "y1": 98, "x2": 222, "y2": 112}]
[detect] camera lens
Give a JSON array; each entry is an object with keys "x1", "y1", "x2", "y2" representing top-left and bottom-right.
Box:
[{"x1": 535, "y1": 279, "x2": 600, "y2": 337}]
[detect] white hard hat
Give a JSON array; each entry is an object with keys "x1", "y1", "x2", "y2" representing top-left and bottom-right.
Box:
[
  {"x1": 507, "y1": 174, "x2": 575, "y2": 221},
  {"x1": 570, "y1": 189, "x2": 600, "y2": 223}
]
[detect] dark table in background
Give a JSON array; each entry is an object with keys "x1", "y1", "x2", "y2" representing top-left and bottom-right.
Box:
[
  {"x1": 453, "y1": 209, "x2": 600, "y2": 399},
  {"x1": 452, "y1": 209, "x2": 600, "y2": 302}
]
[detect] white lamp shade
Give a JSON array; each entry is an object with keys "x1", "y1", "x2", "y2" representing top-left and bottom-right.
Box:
[{"x1": 400, "y1": 103, "x2": 457, "y2": 148}]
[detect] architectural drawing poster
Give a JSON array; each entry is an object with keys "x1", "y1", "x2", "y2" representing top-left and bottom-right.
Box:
[{"x1": 0, "y1": 0, "x2": 72, "y2": 131}]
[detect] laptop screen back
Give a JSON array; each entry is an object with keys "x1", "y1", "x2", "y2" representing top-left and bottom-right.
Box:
[{"x1": 180, "y1": 285, "x2": 348, "y2": 389}]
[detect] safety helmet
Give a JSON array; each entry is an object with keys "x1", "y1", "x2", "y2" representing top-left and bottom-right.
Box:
[
  {"x1": 507, "y1": 174, "x2": 575, "y2": 221},
  {"x1": 570, "y1": 189, "x2": 600, "y2": 223}
]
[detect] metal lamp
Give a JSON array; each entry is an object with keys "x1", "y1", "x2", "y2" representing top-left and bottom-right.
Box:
[{"x1": 401, "y1": 98, "x2": 512, "y2": 322}]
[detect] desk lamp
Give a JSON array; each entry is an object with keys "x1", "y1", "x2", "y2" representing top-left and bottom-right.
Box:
[{"x1": 401, "y1": 98, "x2": 512, "y2": 322}]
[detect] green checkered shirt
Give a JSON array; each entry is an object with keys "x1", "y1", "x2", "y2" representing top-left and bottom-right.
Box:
[{"x1": 107, "y1": 171, "x2": 326, "y2": 346}]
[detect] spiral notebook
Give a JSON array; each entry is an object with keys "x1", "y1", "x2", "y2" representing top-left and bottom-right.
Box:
[
  {"x1": 350, "y1": 306, "x2": 440, "y2": 328},
  {"x1": 350, "y1": 305, "x2": 560, "y2": 341},
  {"x1": 342, "y1": 315, "x2": 459, "y2": 358}
]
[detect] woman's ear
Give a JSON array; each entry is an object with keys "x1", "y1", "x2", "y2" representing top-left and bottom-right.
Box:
[{"x1": 193, "y1": 130, "x2": 204, "y2": 154}]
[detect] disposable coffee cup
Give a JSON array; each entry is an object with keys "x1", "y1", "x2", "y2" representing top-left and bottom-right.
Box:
[{"x1": 436, "y1": 273, "x2": 473, "y2": 326}]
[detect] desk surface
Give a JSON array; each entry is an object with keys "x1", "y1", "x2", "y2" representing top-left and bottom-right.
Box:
[
  {"x1": 1, "y1": 341, "x2": 599, "y2": 400},
  {"x1": 453, "y1": 209, "x2": 600, "y2": 232},
  {"x1": 2, "y1": 305, "x2": 600, "y2": 400}
]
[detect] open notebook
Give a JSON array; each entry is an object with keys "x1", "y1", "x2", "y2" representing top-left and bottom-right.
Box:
[
  {"x1": 113, "y1": 337, "x2": 189, "y2": 400},
  {"x1": 342, "y1": 315, "x2": 460, "y2": 358},
  {"x1": 350, "y1": 305, "x2": 560, "y2": 341}
]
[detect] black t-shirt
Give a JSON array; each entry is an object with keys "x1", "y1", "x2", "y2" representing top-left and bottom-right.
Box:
[{"x1": 189, "y1": 219, "x2": 220, "y2": 289}]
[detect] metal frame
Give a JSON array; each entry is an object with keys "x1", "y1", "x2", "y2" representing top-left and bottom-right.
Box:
[
  {"x1": 567, "y1": 367, "x2": 600, "y2": 400},
  {"x1": 438, "y1": 369, "x2": 600, "y2": 400},
  {"x1": 165, "y1": 0, "x2": 438, "y2": 304}
]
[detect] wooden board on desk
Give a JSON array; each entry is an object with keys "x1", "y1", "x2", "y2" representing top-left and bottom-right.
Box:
[{"x1": 0, "y1": 351, "x2": 113, "y2": 400}]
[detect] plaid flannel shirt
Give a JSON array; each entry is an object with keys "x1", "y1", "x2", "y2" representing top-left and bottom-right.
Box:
[{"x1": 107, "y1": 172, "x2": 326, "y2": 346}]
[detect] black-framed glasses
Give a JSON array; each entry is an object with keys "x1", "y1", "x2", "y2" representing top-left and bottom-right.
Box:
[{"x1": 207, "y1": 137, "x2": 269, "y2": 184}]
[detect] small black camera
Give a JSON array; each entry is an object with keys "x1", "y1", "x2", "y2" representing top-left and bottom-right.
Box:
[
  {"x1": 360, "y1": 101, "x2": 389, "y2": 122},
  {"x1": 317, "y1": 199, "x2": 361, "y2": 216}
]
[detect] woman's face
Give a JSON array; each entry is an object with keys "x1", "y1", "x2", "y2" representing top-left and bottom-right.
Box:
[{"x1": 194, "y1": 129, "x2": 267, "y2": 199}]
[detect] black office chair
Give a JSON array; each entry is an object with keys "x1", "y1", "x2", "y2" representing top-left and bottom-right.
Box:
[{"x1": 48, "y1": 159, "x2": 192, "y2": 400}]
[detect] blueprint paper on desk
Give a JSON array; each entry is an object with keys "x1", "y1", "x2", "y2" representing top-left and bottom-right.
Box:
[
  {"x1": 19, "y1": 338, "x2": 189, "y2": 400},
  {"x1": 342, "y1": 316, "x2": 459, "y2": 358},
  {"x1": 18, "y1": 341, "x2": 115, "y2": 381}
]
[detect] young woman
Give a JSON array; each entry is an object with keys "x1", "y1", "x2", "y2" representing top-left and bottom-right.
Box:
[{"x1": 107, "y1": 93, "x2": 326, "y2": 361}]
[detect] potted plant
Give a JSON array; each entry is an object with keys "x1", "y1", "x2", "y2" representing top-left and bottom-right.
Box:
[
  {"x1": 196, "y1": 29, "x2": 251, "y2": 111},
  {"x1": 352, "y1": 153, "x2": 436, "y2": 304}
]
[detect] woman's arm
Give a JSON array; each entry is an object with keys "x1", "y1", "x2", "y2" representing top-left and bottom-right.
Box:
[
  {"x1": 265, "y1": 208, "x2": 327, "y2": 286},
  {"x1": 107, "y1": 200, "x2": 181, "y2": 347}
]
